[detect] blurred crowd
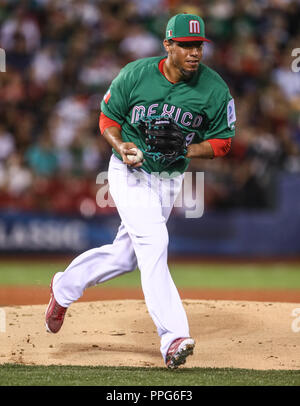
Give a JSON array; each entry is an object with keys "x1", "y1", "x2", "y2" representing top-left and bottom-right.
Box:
[{"x1": 0, "y1": 0, "x2": 300, "y2": 217}]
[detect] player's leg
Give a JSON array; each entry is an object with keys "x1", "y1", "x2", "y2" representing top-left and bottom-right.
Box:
[
  {"x1": 108, "y1": 157, "x2": 191, "y2": 363},
  {"x1": 52, "y1": 221, "x2": 138, "y2": 307},
  {"x1": 45, "y1": 218, "x2": 138, "y2": 333}
]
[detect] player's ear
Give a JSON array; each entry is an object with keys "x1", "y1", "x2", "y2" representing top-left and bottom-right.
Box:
[{"x1": 163, "y1": 39, "x2": 172, "y2": 53}]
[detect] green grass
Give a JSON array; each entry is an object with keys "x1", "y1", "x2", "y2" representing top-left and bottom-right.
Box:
[
  {"x1": 0, "y1": 364, "x2": 300, "y2": 386},
  {"x1": 0, "y1": 261, "x2": 300, "y2": 289}
]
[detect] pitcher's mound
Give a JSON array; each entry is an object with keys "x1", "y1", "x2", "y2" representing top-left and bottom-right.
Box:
[{"x1": 1, "y1": 300, "x2": 300, "y2": 370}]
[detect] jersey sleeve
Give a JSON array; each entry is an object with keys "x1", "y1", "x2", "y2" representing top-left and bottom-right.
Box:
[
  {"x1": 204, "y1": 91, "x2": 236, "y2": 140},
  {"x1": 100, "y1": 68, "x2": 131, "y2": 125}
]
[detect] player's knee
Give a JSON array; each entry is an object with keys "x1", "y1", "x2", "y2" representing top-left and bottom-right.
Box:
[
  {"x1": 114, "y1": 249, "x2": 137, "y2": 271},
  {"x1": 134, "y1": 225, "x2": 169, "y2": 253},
  {"x1": 119, "y1": 256, "x2": 138, "y2": 273},
  {"x1": 161, "y1": 228, "x2": 169, "y2": 249},
  {"x1": 151, "y1": 226, "x2": 169, "y2": 252}
]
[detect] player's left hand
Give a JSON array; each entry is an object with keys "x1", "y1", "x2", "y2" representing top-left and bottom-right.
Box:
[{"x1": 138, "y1": 116, "x2": 187, "y2": 167}]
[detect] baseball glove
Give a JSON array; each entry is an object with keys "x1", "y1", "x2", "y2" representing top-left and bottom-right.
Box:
[{"x1": 138, "y1": 116, "x2": 187, "y2": 167}]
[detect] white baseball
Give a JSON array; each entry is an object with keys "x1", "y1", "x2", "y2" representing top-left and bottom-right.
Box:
[{"x1": 126, "y1": 148, "x2": 143, "y2": 164}]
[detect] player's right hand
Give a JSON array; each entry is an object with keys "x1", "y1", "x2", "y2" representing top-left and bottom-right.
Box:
[{"x1": 118, "y1": 142, "x2": 144, "y2": 168}]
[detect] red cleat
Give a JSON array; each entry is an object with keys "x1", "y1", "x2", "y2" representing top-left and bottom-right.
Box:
[
  {"x1": 45, "y1": 275, "x2": 67, "y2": 334},
  {"x1": 166, "y1": 337, "x2": 195, "y2": 369}
]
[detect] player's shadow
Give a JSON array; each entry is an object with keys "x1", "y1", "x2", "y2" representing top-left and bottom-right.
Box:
[{"x1": 51, "y1": 342, "x2": 161, "y2": 361}]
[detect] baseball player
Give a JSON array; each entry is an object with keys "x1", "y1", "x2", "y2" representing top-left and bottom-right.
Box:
[{"x1": 46, "y1": 13, "x2": 235, "y2": 369}]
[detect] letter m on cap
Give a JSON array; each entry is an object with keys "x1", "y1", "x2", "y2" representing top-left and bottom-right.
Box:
[{"x1": 189, "y1": 20, "x2": 200, "y2": 34}]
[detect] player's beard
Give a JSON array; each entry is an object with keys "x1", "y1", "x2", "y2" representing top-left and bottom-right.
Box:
[{"x1": 179, "y1": 67, "x2": 198, "y2": 81}]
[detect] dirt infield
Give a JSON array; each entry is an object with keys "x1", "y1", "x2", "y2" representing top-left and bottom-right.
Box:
[
  {"x1": 1, "y1": 299, "x2": 300, "y2": 370},
  {"x1": 1, "y1": 286, "x2": 300, "y2": 305},
  {"x1": 1, "y1": 286, "x2": 300, "y2": 370}
]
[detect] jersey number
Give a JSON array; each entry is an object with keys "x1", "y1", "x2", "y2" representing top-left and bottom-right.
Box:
[{"x1": 185, "y1": 132, "x2": 195, "y2": 146}]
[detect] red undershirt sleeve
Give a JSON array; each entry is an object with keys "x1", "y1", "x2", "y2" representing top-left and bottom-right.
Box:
[
  {"x1": 99, "y1": 112, "x2": 121, "y2": 135},
  {"x1": 207, "y1": 138, "x2": 232, "y2": 157}
]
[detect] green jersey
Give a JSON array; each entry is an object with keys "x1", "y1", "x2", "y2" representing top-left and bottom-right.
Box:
[{"x1": 101, "y1": 56, "x2": 236, "y2": 174}]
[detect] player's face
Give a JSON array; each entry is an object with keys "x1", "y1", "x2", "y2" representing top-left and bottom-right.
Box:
[{"x1": 164, "y1": 40, "x2": 203, "y2": 80}]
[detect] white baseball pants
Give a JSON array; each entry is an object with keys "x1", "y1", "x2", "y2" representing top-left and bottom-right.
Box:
[{"x1": 52, "y1": 154, "x2": 190, "y2": 361}]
